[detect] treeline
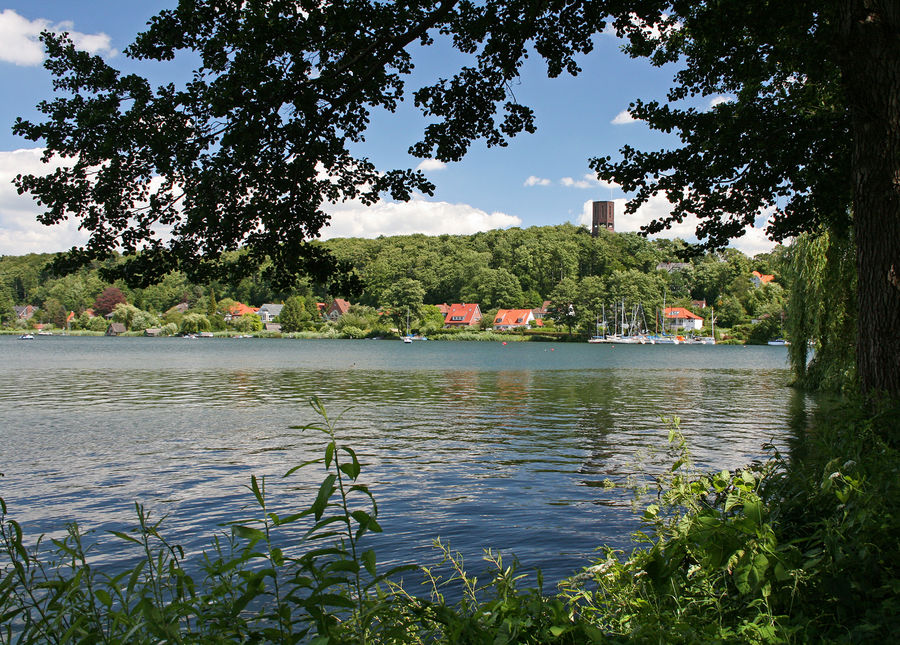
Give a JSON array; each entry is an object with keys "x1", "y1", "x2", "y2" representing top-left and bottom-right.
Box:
[{"x1": 1, "y1": 224, "x2": 788, "y2": 337}]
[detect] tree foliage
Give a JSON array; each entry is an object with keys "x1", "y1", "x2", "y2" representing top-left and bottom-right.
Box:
[
  {"x1": 786, "y1": 228, "x2": 858, "y2": 392},
  {"x1": 591, "y1": 0, "x2": 900, "y2": 399},
  {"x1": 13, "y1": 0, "x2": 607, "y2": 291},
  {"x1": 93, "y1": 286, "x2": 126, "y2": 316},
  {"x1": 380, "y1": 278, "x2": 426, "y2": 331},
  {"x1": 278, "y1": 295, "x2": 311, "y2": 333}
]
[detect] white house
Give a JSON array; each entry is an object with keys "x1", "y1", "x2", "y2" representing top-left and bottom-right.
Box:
[
  {"x1": 663, "y1": 307, "x2": 704, "y2": 331},
  {"x1": 257, "y1": 303, "x2": 284, "y2": 323}
]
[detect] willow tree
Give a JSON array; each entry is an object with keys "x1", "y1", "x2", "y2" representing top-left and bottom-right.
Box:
[{"x1": 14, "y1": 0, "x2": 900, "y2": 402}]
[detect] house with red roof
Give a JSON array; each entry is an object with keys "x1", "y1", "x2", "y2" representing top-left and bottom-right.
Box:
[
  {"x1": 223, "y1": 302, "x2": 259, "y2": 322},
  {"x1": 663, "y1": 307, "x2": 704, "y2": 331},
  {"x1": 324, "y1": 298, "x2": 351, "y2": 321},
  {"x1": 493, "y1": 309, "x2": 536, "y2": 330},
  {"x1": 444, "y1": 303, "x2": 482, "y2": 328},
  {"x1": 531, "y1": 301, "x2": 551, "y2": 321},
  {"x1": 14, "y1": 305, "x2": 37, "y2": 321},
  {"x1": 751, "y1": 270, "x2": 775, "y2": 287}
]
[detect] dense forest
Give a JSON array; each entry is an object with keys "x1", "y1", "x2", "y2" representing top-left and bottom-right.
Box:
[{"x1": 1, "y1": 224, "x2": 788, "y2": 341}]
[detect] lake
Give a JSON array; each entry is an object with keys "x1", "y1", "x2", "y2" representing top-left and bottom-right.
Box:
[{"x1": 0, "y1": 336, "x2": 800, "y2": 585}]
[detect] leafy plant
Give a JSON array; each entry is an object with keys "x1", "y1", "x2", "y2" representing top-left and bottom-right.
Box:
[{"x1": 0, "y1": 398, "x2": 414, "y2": 644}]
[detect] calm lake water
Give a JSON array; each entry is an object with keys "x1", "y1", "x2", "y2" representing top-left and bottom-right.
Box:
[{"x1": 1, "y1": 336, "x2": 800, "y2": 585}]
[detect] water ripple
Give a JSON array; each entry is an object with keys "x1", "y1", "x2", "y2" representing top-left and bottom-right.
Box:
[{"x1": 0, "y1": 337, "x2": 802, "y2": 583}]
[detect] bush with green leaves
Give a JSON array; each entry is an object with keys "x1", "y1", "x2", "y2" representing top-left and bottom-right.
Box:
[
  {"x1": 233, "y1": 313, "x2": 264, "y2": 333},
  {"x1": 86, "y1": 315, "x2": 109, "y2": 332},
  {"x1": 160, "y1": 322, "x2": 179, "y2": 336},
  {"x1": 340, "y1": 325, "x2": 367, "y2": 339},
  {"x1": 180, "y1": 312, "x2": 211, "y2": 334}
]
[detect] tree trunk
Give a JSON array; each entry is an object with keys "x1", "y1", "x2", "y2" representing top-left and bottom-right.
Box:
[{"x1": 840, "y1": 0, "x2": 900, "y2": 403}]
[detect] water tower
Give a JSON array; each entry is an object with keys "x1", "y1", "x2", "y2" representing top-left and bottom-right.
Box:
[{"x1": 591, "y1": 201, "x2": 614, "y2": 236}]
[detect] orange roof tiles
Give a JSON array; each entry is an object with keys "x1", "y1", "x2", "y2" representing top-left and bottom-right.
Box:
[
  {"x1": 663, "y1": 307, "x2": 703, "y2": 320},
  {"x1": 493, "y1": 309, "x2": 535, "y2": 327},
  {"x1": 445, "y1": 303, "x2": 482, "y2": 326},
  {"x1": 752, "y1": 270, "x2": 775, "y2": 284},
  {"x1": 226, "y1": 302, "x2": 259, "y2": 316}
]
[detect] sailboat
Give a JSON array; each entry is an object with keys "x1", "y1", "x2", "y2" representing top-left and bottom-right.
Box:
[
  {"x1": 403, "y1": 309, "x2": 413, "y2": 343},
  {"x1": 588, "y1": 305, "x2": 607, "y2": 343},
  {"x1": 693, "y1": 306, "x2": 716, "y2": 344}
]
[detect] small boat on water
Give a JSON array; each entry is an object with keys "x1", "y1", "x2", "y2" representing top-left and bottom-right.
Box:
[
  {"x1": 18, "y1": 334, "x2": 35, "y2": 340},
  {"x1": 767, "y1": 339, "x2": 790, "y2": 346},
  {"x1": 649, "y1": 335, "x2": 680, "y2": 344}
]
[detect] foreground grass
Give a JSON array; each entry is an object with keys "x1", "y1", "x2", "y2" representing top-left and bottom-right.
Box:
[{"x1": 2, "y1": 398, "x2": 897, "y2": 643}]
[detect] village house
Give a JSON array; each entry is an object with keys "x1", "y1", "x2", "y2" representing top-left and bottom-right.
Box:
[
  {"x1": 257, "y1": 303, "x2": 284, "y2": 323},
  {"x1": 324, "y1": 298, "x2": 351, "y2": 321},
  {"x1": 531, "y1": 301, "x2": 551, "y2": 321},
  {"x1": 493, "y1": 308, "x2": 537, "y2": 330},
  {"x1": 223, "y1": 302, "x2": 259, "y2": 322},
  {"x1": 751, "y1": 270, "x2": 775, "y2": 287},
  {"x1": 663, "y1": 307, "x2": 704, "y2": 331},
  {"x1": 106, "y1": 322, "x2": 127, "y2": 336},
  {"x1": 444, "y1": 303, "x2": 482, "y2": 328},
  {"x1": 14, "y1": 305, "x2": 37, "y2": 321}
]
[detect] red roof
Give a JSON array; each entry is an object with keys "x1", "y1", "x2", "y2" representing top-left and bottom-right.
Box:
[
  {"x1": 664, "y1": 307, "x2": 703, "y2": 320},
  {"x1": 493, "y1": 309, "x2": 535, "y2": 327},
  {"x1": 435, "y1": 303, "x2": 451, "y2": 315},
  {"x1": 226, "y1": 302, "x2": 259, "y2": 316},
  {"x1": 445, "y1": 303, "x2": 481, "y2": 326},
  {"x1": 752, "y1": 270, "x2": 775, "y2": 284},
  {"x1": 325, "y1": 298, "x2": 351, "y2": 317}
]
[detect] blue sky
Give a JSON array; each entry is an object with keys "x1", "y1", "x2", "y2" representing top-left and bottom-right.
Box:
[{"x1": 0, "y1": 3, "x2": 776, "y2": 257}]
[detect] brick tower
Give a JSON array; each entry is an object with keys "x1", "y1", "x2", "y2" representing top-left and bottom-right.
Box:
[{"x1": 591, "y1": 201, "x2": 614, "y2": 236}]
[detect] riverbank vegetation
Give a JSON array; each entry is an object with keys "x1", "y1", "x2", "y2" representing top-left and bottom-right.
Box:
[{"x1": 0, "y1": 224, "x2": 788, "y2": 343}]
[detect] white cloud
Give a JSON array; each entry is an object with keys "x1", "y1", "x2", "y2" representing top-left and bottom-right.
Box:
[
  {"x1": 709, "y1": 95, "x2": 733, "y2": 108},
  {"x1": 524, "y1": 175, "x2": 551, "y2": 187},
  {"x1": 611, "y1": 110, "x2": 637, "y2": 125},
  {"x1": 321, "y1": 194, "x2": 520, "y2": 239},
  {"x1": 0, "y1": 148, "x2": 89, "y2": 254},
  {"x1": 578, "y1": 195, "x2": 776, "y2": 255},
  {"x1": 415, "y1": 158, "x2": 446, "y2": 172},
  {"x1": 561, "y1": 173, "x2": 619, "y2": 192},
  {"x1": 0, "y1": 9, "x2": 115, "y2": 66},
  {"x1": 561, "y1": 176, "x2": 593, "y2": 189}
]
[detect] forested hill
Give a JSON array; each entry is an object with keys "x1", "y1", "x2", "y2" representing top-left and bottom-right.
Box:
[
  {"x1": 325, "y1": 224, "x2": 783, "y2": 312},
  {"x1": 1, "y1": 224, "x2": 787, "y2": 333}
]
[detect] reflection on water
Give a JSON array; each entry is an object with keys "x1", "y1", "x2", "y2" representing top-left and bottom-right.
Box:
[{"x1": 0, "y1": 337, "x2": 800, "y2": 582}]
